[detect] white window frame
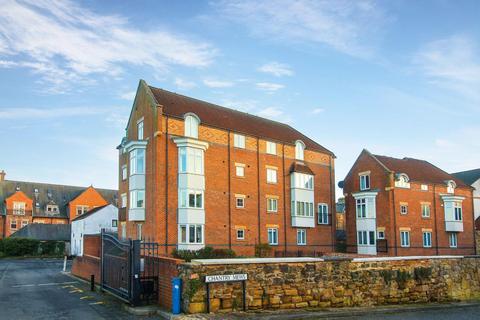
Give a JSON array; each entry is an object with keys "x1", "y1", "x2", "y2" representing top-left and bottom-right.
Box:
[
  {"x1": 318, "y1": 203, "x2": 328, "y2": 224},
  {"x1": 421, "y1": 184, "x2": 428, "y2": 191},
  {"x1": 10, "y1": 220, "x2": 17, "y2": 230},
  {"x1": 236, "y1": 228, "x2": 245, "y2": 240},
  {"x1": 266, "y1": 141, "x2": 276, "y2": 155},
  {"x1": 235, "y1": 165, "x2": 245, "y2": 177},
  {"x1": 267, "y1": 168, "x2": 277, "y2": 183},
  {"x1": 121, "y1": 193, "x2": 127, "y2": 208},
  {"x1": 400, "y1": 231, "x2": 410, "y2": 247},
  {"x1": 13, "y1": 202, "x2": 26, "y2": 215},
  {"x1": 122, "y1": 165, "x2": 127, "y2": 181},
  {"x1": 130, "y1": 148, "x2": 145, "y2": 175},
  {"x1": 297, "y1": 229, "x2": 306, "y2": 245},
  {"x1": 267, "y1": 198, "x2": 278, "y2": 212},
  {"x1": 400, "y1": 204, "x2": 408, "y2": 215},
  {"x1": 295, "y1": 201, "x2": 314, "y2": 217},
  {"x1": 137, "y1": 119, "x2": 144, "y2": 140},
  {"x1": 454, "y1": 203, "x2": 462, "y2": 221},
  {"x1": 377, "y1": 230, "x2": 385, "y2": 239},
  {"x1": 236, "y1": 197, "x2": 245, "y2": 208},
  {"x1": 130, "y1": 190, "x2": 145, "y2": 209},
  {"x1": 295, "y1": 140, "x2": 305, "y2": 160},
  {"x1": 179, "y1": 147, "x2": 203, "y2": 175},
  {"x1": 421, "y1": 204, "x2": 431, "y2": 218},
  {"x1": 268, "y1": 228, "x2": 278, "y2": 245},
  {"x1": 76, "y1": 205, "x2": 89, "y2": 216},
  {"x1": 179, "y1": 224, "x2": 204, "y2": 244},
  {"x1": 449, "y1": 232, "x2": 458, "y2": 248},
  {"x1": 423, "y1": 231, "x2": 432, "y2": 248},
  {"x1": 356, "y1": 198, "x2": 366, "y2": 218},
  {"x1": 184, "y1": 114, "x2": 199, "y2": 138},
  {"x1": 112, "y1": 219, "x2": 118, "y2": 227},
  {"x1": 357, "y1": 230, "x2": 367, "y2": 245},
  {"x1": 293, "y1": 173, "x2": 313, "y2": 190},
  {"x1": 234, "y1": 134, "x2": 246, "y2": 149},
  {"x1": 179, "y1": 189, "x2": 204, "y2": 209},
  {"x1": 360, "y1": 174, "x2": 370, "y2": 191}
]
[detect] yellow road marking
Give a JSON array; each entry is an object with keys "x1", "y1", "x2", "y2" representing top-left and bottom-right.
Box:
[
  {"x1": 89, "y1": 301, "x2": 104, "y2": 305},
  {"x1": 80, "y1": 296, "x2": 93, "y2": 300},
  {"x1": 69, "y1": 289, "x2": 83, "y2": 293}
]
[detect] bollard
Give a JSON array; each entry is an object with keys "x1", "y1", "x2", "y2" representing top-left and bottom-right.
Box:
[
  {"x1": 63, "y1": 256, "x2": 67, "y2": 272},
  {"x1": 171, "y1": 277, "x2": 182, "y2": 314},
  {"x1": 91, "y1": 275, "x2": 95, "y2": 292}
]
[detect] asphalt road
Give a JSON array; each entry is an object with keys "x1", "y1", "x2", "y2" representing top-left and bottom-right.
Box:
[{"x1": 0, "y1": 258, "x2": 152, "y2": 320}]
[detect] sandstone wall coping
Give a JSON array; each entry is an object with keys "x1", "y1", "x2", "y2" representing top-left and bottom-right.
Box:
[
  {"x1": 352, "y1": 255, "x2": 466, "y2": 262},
  {"x1": 190, "y1": 257, "x2": 324, "y2": 265}
]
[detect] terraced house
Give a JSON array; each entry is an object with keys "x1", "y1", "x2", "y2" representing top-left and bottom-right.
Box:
[
  {"x1": 341, "y1": 150, "x2": 475, "y2": 256},
  {"x1": 0, "y1": 170, "x2": 117, "y2": 238},
  {"x1": 117, "y1": 80, "x2": 336, "y2": 256}
]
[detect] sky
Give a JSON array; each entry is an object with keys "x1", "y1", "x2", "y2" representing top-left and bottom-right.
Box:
[{"x1": 0, "y1": 0, "x2": 479, "y2": 198}]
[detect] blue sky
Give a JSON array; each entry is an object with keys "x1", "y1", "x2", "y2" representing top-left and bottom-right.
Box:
[{"x1": 0, "y1": 0, "x2": 479, "y2": 197}]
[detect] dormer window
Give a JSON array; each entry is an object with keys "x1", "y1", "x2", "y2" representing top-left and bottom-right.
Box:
[
  {"x1": 395, "y1": 173, "x2": 410, "y2": 189},
  {"x1": 184, "y1": 113, "x2": 200, "y2": 138},
  {"x1": 295, "y1": 140, "x2": 305, "y2": 161},
  {"x1": 446, "y1": 180, "x2": 456, "y2": 194},
  {"x1": 46, "y1": 204, "x2": 59, "y2": 213}
]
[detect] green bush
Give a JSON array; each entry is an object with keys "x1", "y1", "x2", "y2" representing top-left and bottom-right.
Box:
[
  {"x1": 172, "y1": 246, "x2": 237, "y2": 262},
  {"x1": 0, "y1": 238, "x2": 66, "y2": 257},
  {"x1": 255, "y1": 243, "x2": 272, "y2": 257},
  {"x1": 414, "y1": 267, "x2": 432, "y2": 282}
]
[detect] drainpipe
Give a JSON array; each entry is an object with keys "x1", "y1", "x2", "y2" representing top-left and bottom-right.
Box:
[
  {"x1": 392, "y1": 187, "x2": 398, "y2": 256},
  {"x1": 329, "y1": 156, "x2": 336, "y2": 252},
  {"x1": 433, "y1": 185, "x2": 439, "y2": 255},
  {"x1": 164, "y1": 116, "x2": 169, "y2": 255},
  {"x1": 256, "y1": 137, "x2": 261, "y2": 244},
  {"x1": 471, "y1": 189, "x2": 476, "y2": 255},
  {"x1": 282, "y1": 144, "x2": 287, "y2": 254},
  {"x1": 227, "y1": 131, "x2": 232, "y2": 250}
]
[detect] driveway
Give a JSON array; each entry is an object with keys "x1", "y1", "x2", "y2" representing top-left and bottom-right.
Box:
[{"x1": 0, "y1": 258, "x2": 152, "y2": 320}]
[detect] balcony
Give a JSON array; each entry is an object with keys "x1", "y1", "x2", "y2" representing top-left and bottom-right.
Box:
[
  {"x1": 445, "y1": 220, "x2": 463, "y2": 232},
  {"x1": 291, "y1": 216, "x2": 315, "y2": 228}
]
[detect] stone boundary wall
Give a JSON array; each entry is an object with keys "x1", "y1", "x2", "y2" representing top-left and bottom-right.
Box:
[
  {"x1": 179, "y1": 256, "x2": 480, "y2": 313},
  {"x1": 476, "y1": 231, "x2": 480, "y2": 254}
]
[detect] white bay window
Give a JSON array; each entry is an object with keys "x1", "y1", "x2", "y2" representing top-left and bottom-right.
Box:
[
  {"x1": 179, "y1": 147, "x2": 203, "y2": 174},
  {"x1": 179, "y1": 189, "x2": 204, "y2": 209}
]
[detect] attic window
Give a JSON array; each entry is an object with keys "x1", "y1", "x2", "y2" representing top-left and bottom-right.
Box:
[
  {"x1": 446, "y1": 180, "x2": 456, "y2": 194},
  {"x1": 184, "y1": 113, "x2": 200, "y2": 139},
  {"x1": 395, "y1": 173, "x2": 410, "y2": 189},
  {"x1": 295, "y1": 140, "x2": 305, "y2": 161},
  {"x1": 46, "y1": 204, "x2": 59, "y2": 213}
]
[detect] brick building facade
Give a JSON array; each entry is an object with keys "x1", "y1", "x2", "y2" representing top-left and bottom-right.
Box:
[
  {"x1": 0, "y1": 171, "x2": 117, "y2": 238},
  {"x1": 118, "y1": 80, "x2": 336, "y2": 256},
  {"x1": 341, "y1": 149, "x2": 475, "y2": 256}
]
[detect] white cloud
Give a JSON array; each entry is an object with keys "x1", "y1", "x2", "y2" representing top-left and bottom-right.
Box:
[
  {"x1": 0, "y1": 0, "x2": 216, "y2": 91},
  {"x1": 119, "y1": 91, "x2": 136, "y2": 101},
  {"x1": 414, "y1": 35, "x2": 480, "y2": 104},
  {"x1": 256, "y1": 82, "x2": 284, "y2": 92},
  {"x1": 203, "y1": 79, "x2": 234, "y2": 88},
  {"x1": 257, "y1": 107, "x2": 283, "y2": 118},
  {"x1": 311, "y1": 108, "x2": 325, "y2": 114},
  {"x1": 258, "y1": 62, "x2": 293, "y2": 77},
  {"x1": 213, "y1": 0, "x2": 386, "y2": 58},
  {"x1": 434, "y1": 138, "x2": 453, "y2": 148},
  {"x1": 174, "y1": 77, "x2": 197, "y2": 90},
  {"x1": 0, "y1": 106, "x2": 103, "y2": 119}
]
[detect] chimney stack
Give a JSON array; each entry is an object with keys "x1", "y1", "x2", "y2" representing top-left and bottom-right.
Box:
[{"x1": 0, "y1": 170, "x2": 5, "y2": 182}]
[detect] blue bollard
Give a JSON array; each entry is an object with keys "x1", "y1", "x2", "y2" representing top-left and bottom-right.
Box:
[{"x1": 171, "y1": 277, "x2": 182, "y2": 314}]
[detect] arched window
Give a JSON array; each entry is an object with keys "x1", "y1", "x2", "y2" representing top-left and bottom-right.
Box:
[
  {"x1": 295, "y1": 140, "x2": 305, "y2": 161},
  {"x1": 446, "y1": 180, "x2": 456, "y2": 194},
  {"x1": 395, "y1": 173, "x2": 410, "y2": 188},
  {"x1": 184, "y1": 113, "x2": 199, "y2": 138}
]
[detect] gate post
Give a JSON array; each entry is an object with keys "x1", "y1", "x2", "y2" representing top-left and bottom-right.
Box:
[{"x1": 130, "y1": 239, "x2": 141, "y2": 306}]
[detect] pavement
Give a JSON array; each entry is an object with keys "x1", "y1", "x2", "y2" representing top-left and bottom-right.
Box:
[{"x1": 0, "y1": 258, "x2": 155, "y2": 320}]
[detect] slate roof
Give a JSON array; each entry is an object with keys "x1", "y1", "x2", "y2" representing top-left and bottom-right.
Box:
[
  {"x1": 289, "y1": 162, "x2": 315, "y2": 175},
  {"x1": 452, "y1": 169, "x2": 480, "y2": 186},
  {"x1": 71, "y1": 204, "x2": 109, "y2": 222},
  {"x1": 371, "y1": 153, "x2": 469, "y2": 188},
  {"x1": 148, "y1": 85, "x2": 334, "y2": 156},
  {"x1": 0, "y1": 179, "x2": 117, "y2": 218},
  {"x1": 10, "y1": 224, "x2": 71, "y2": 241}
]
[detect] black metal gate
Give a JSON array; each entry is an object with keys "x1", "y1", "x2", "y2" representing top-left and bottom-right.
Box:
[
  {"x1": 101, "y1": 230, "x2": 141, "y2": 305},
  {"x1": 101, "y1": 230, "x2": 160, "y2": 306}
]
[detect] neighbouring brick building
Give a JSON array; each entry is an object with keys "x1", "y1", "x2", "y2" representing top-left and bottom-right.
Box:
[
  {"x1": 117, "y1": 80, "x2": 336, "y2": 256},
  {"x1": 452, "y1": 168, "x2": 480, "y2": 222},
  {"x1": 340, "y1": 149, "x2": 475, "y2": 256},
  {"x1": 0, "y1": 170, "x2": 117, "y2": 238}
]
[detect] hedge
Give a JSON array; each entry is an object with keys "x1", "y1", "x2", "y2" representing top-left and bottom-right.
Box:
[
  {"x1": 172, "y1": 246, "x2": 236, "y2": 262},
  {"x1": 0, "y1": 238, "x2": 66, "y2": 257}
]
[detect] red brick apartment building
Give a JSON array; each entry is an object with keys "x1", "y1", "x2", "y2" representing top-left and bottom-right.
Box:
[
  {"x1": 0, "y1": 170, "x2": 117, "y2": 238},
  {"x1": 117, "y1": 80, "x2": 336, "y2": 256},
  {"x1": 340, "y1": 150, "x2": 475, "y2": 256}
]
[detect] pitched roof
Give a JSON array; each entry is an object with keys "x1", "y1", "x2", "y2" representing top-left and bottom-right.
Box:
[
  {"x1": 71, "y1": 204, "x2": 110, "y2": 222},
  {"x1": 10, "y1": 224, "x2": 71, "y2": 241},
  {"x1": 289, "y1": 162, "x2": 314, "y2": 175},
  {"x1": 148, "y1": 85, "x2": 334, "y2": 156},
  {"x1": 0, "y1": 179, "x2": 117, "y2": 218},
  {"x1": 452, "y1": 169, "x2": 480, "y2": 186},
  {"x1": 371, "y1": 153, "x2": 469, "y2": 188}
]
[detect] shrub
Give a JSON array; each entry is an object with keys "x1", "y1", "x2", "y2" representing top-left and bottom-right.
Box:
[
  {"x1": 255, "y1": 243, "x2": 272, "y2": 257},
  {"x1": 1, "y1": 238, "x2": 40, "y2": 256},
  {"x1": 414, "y1": 267, "x2": 432, "y2": 282},
  {"x1": 172, "y1": 246, "x2": 237, "y2": 262},
  {"x1": 396, "y1": 270, "x2": 412, "y2": 289}
]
